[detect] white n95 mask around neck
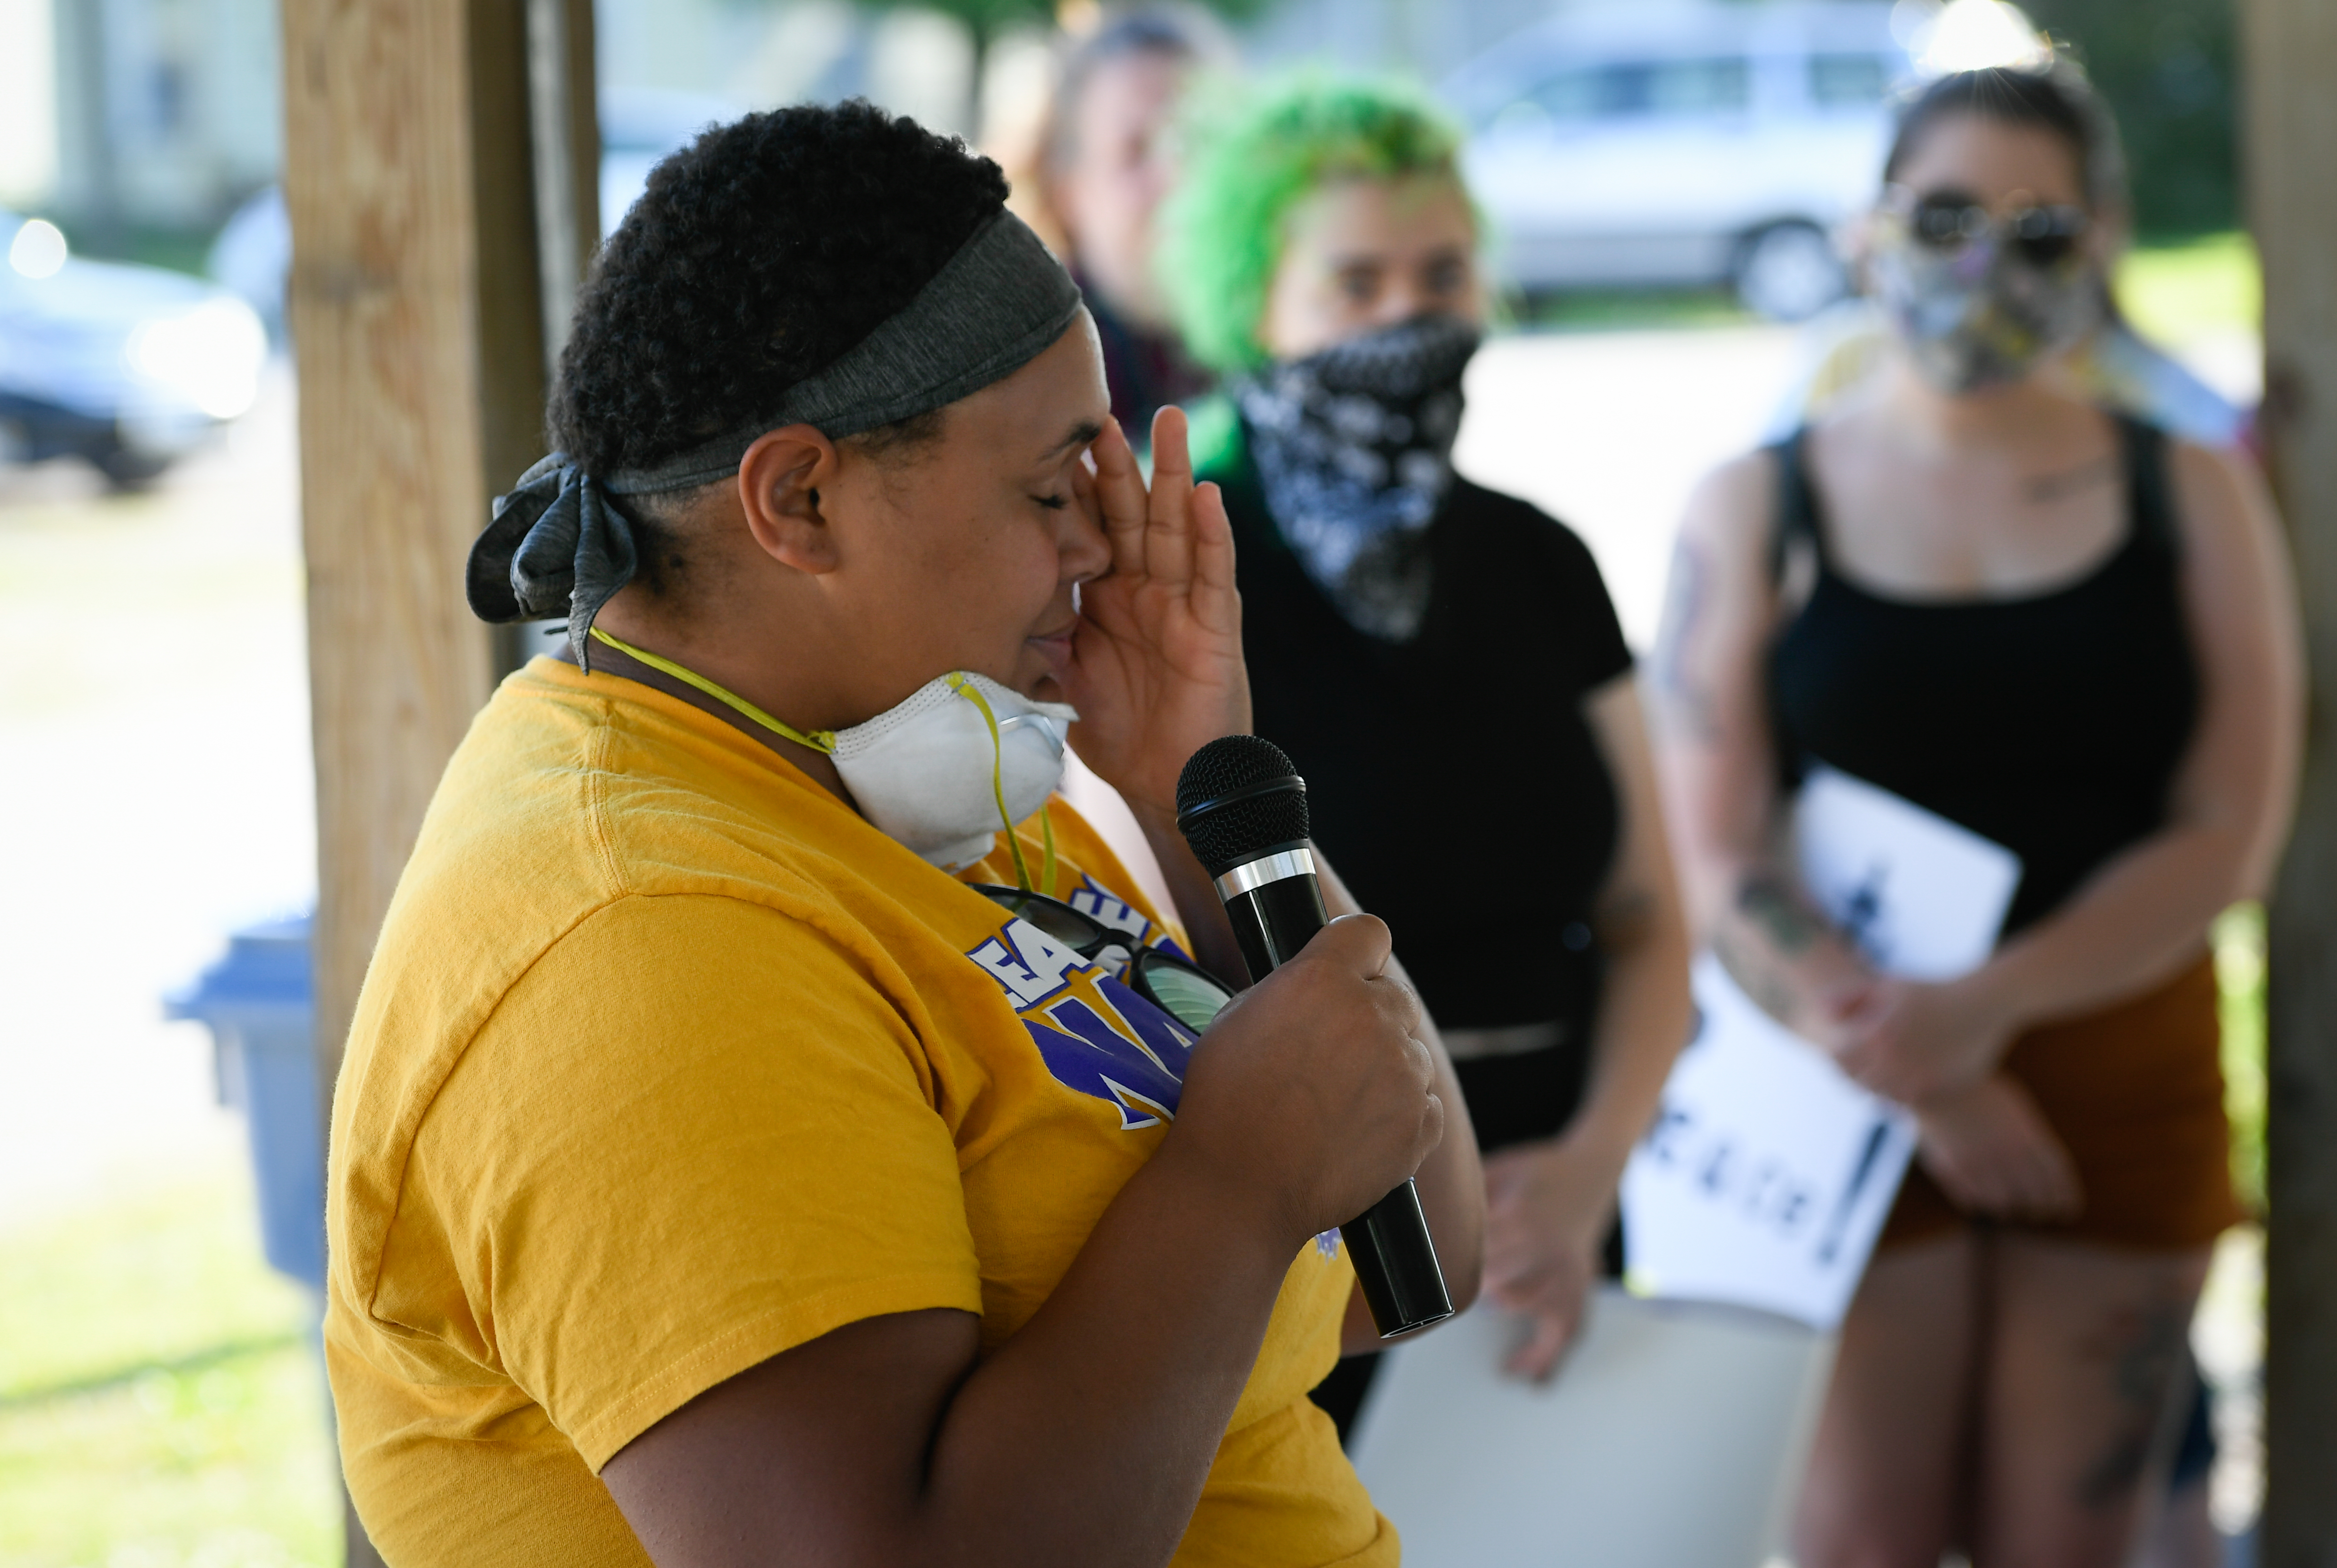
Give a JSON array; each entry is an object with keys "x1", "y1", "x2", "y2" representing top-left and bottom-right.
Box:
[{"x1": 830, "y1": 671, "x2": 1078, "y2": 872}]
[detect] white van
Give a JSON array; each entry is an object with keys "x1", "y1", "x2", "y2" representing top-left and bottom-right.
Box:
[{"x1": 1448, "y1": 1, "x2": 1917, "y2": 319}]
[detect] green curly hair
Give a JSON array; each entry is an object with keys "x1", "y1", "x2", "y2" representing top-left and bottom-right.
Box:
[{"x1": 1158, "y1": 73, "x2": 1471, "y2": 376}]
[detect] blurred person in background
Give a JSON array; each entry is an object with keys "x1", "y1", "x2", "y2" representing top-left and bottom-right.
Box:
[
  {"x1": 1655, "y1": 64, "x2": 2299, "y2": 1568},
  {"x1": 1770, "y1": 35, "x2": 2246, "y2": 458},
  {"x1": 1160, "y1": 75, "x2": 1696, "y2": 1439},
  {"x1": 1036, "y1": 7, "x2": 1227, "y2": 435},
  {"x1": 1766, "y1": 46, "x2": 2250, "y2": 1564}
]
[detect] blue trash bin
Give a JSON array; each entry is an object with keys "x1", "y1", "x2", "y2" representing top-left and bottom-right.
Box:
[{"x1": 166, "y1": 915, "x2": 324, "y2": 1291}]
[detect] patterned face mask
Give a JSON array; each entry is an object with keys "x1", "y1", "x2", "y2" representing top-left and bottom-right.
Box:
[
  {"x1": 1869, "y1": 213, "x2": 2100, "y2": 396},
  {"x1": 1235, "y1": 314, "x2": 1481, "y2": 642}
]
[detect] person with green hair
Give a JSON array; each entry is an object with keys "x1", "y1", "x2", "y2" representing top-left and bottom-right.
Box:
[{"x1": 1160, "y1": 74, "x2": 1695, "y2": 1437}]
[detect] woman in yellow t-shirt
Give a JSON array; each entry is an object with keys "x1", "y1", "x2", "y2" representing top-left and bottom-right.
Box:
[{"x1": 324, "y1": 102, "x2": 1483, "y2": 1566}]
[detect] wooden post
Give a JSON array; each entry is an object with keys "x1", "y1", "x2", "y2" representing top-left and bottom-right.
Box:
[
  {"x1": 2245, "y1": 0, "x2": 2337, "y2": 1560},
  {"x1": 279, "y1": 0, "x2": 593, "y2": 1560},
  {"x1": 525, "y1": 0, "x2": 601, "y2": 371}
]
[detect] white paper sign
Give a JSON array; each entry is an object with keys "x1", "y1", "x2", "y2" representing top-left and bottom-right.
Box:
[
  {"x1": 1619, "y1": 957, "x2": 1914, "y2": 1326},
  {"x1": 1619, "y1": 767, "x2": 2021, "y2": 1328},
  {"x1": 1792, "y1": 765, "x2": 2022, "y2": 981}
]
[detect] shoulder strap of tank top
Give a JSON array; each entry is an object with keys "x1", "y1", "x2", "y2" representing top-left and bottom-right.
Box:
[
  {"x1": 2115, "y1": 412, "x2": 2181, "y2": 561},
  {"x1": 1766, "y1": 427, "x2": 1823, "y2": 585}
]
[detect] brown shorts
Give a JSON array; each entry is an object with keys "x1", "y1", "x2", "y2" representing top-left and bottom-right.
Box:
[{"x1": 1878, "y1": 951, "x2": 2241, "y2": 1251}]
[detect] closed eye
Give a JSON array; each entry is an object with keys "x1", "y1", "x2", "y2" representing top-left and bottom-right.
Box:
[{"x1": 1033, "y1": 493, "x2": 1069, "y2": 511}]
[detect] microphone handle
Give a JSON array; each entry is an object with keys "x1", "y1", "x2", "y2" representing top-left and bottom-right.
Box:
[{"x1": 1221, "y1": 867, "x2": 1455, "y2": 1339}]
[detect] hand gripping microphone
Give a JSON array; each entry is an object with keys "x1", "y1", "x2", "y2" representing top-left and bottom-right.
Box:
[{"x1": 1175, "y1": 735, "x2": 1454, "y2": 1339}]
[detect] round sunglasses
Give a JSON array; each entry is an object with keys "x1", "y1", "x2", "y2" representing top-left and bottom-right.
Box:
[
  {"x1": 1889, "y1": 186, "x2": 2090, "y2": 268},
  {"x1": 969, "y1": 884, "x2": 1236, "y2": 1033}
]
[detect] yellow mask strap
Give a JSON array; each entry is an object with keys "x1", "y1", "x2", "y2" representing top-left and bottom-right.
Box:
[
  {"x1": 1039, "y1": 801, "x2": 1058, "y2": 895},
  {"x1": 587, "y1": 626, "x2": 838, "y2": 754},
  {"x1": 946, "y1": 672, "x2": 1036, "y2": 892}
]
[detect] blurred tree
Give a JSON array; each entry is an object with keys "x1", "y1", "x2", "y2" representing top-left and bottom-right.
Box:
[
  {"x1": 2024, "y1": 0, "x2": 2237, "y2": 236},
  {"x1": 906, "y1": 0, "x2": 1054, "y2": 42}
]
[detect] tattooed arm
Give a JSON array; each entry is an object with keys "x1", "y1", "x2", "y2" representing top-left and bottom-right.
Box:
[{"x1": 1647, "y1": 452, "x2": 1871, "y2": 1045}]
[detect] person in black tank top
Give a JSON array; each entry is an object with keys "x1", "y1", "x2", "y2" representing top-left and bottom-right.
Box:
[
  {"x1": 1653, "y1": 67, "x2": 2299, "y2": 1568},
  {"x1": 1159, "y1": 76, "x2": 1696, "y2": 1436},
  {"x1": 1769, "y1": 414, "x2": 2198, "y2": 936}
]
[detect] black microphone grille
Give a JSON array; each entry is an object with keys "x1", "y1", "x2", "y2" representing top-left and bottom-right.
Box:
[{"x1": 1175, "y1": 735, "x2": 1312, "y2": 877}]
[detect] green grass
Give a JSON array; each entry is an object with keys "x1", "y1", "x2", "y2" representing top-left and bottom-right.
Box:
[
  {"x1": 0, "y1": 1347, "x2": 338, "y2": 1568},
  {"x1": 1506, "y1": 283, "x2": 1757, "y2": 334},
  {"x1": 0, "y1": 1167, "x2": 340, "y2": 1568},
  {"x1": 2214, "y1": 902, "x2": 2268, "y2": 1219},
  {"x1": 0, "y1": 1175, "x2": 314, "y2": 1402},
  {"x1": 2116, "y1": 232, "x2": 2261, "y2": 347}
]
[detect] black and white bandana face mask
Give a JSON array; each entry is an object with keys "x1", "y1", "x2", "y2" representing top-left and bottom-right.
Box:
[{"x1": 1236, "y1": 314, "x2": 1480, "y2": 642}]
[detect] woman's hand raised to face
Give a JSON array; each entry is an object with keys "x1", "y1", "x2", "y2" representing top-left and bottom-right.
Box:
[{"x1": 1059, "y1": 408, "x2": 1251, "y2": 817}]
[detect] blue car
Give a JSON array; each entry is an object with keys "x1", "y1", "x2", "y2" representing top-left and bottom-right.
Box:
[{"x1": 1, "y1": 209, "x2": 268, "y2": 486}]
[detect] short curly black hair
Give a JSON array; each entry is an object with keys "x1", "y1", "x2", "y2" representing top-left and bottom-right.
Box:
[{"x1": 548, "y1": 100, "x2": 1010, "y2": 479}]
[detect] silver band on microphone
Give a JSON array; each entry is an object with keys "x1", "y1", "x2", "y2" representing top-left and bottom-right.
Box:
[{"x1": 1212, "y1": 846, "x2": 1317, "y2": 901}]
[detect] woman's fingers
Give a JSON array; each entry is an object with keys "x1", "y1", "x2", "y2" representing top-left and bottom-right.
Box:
[
  {"x1": 1482, "y1": 1253, "x2": 1538, "y2": 1301},
  {"x1": 1504, "y1": 1307, "x2": 1581, "y2": 1383},
  {"x1": 1823, "y1": 977, "x2": 1881, "y2": 1023},
  {"x1": 1068, "y1": 452, "x2": 1104, "y2": 538},
  {"x1": 1988, "y1": 1077, "x2": 2082, "y2": 1219},
  {"x1": 1088, "y1": 417, "x2": 1149, "y2": 578},
  {"x1": 1485, "y1": 1252, "x2": 1558, "y2": 1309},
  {"x1": 1841, "y1": 983, "x2": 2005, "y2": 1106},
  {"x1": 1829, "y1": 994, "x2": 1898, "y2": 1088},
  {"x1": 2039, "y1": 1147, "x2": 2083, "y2": 1216},
  {"x1": 1493, "y1": 1260, "x2": 1592, "y2": 1381},
  {"x1": 1189, "y1": 479, "x2": 1240, "y2": 637},
  {"x1": 1146, "y1": 404, "x2": 1198, "y2": 588},
  {"x1": 2016, "y1": 1123, "x2": 2083, "y2": 1218},
  {"x1": 1922, "y1": 1145, "x2": 1995, "y2": 1211},
  {"x1": 1916, "y1": 1076, "x2": 2085, "y2": 1221},
  {"x1": 1085, "y1": 409, "x2": 1215, "y2": 595}
]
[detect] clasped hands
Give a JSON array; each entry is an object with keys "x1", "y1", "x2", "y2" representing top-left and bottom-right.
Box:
[{"x1": 1820, "y1": 969, "x2": 2082, "y2": 1223}]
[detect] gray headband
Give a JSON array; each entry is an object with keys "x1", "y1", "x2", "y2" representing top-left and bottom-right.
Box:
[{"x1": 466, "y1": 209, "x2": 1085, "y2": 666}]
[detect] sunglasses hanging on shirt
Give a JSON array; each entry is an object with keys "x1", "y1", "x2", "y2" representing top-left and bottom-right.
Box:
[{"x1": 968, "y1": 884, "x2": 1236, "y2": 1033}]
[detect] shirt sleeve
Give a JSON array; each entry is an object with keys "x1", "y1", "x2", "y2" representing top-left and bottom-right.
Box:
[
  {"x1": 381, "y1": 893, "x2": 984, "y2": 1471},
  {"x1": 1549, "y1": 519, "x2": 1636, "y2": 688}
]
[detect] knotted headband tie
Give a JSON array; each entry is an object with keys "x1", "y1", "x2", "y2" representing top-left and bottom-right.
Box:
[{"x1": 466, "y1": 209, "x2": 1085, "y2": 667}]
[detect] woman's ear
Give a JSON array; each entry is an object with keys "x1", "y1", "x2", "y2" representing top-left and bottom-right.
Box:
[{"x1": 736, "y1": 425, "x2": 843, "y2": 574}]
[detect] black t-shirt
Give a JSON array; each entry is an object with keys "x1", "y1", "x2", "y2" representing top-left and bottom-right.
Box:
[{"x1": 1203, "y1": 420, "x2": 1636, "y2": 1132}]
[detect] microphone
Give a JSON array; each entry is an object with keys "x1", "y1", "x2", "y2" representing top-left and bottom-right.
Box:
[{"x1": 1176, "y1": 735, "x2": 1454, "y2": 1339}]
